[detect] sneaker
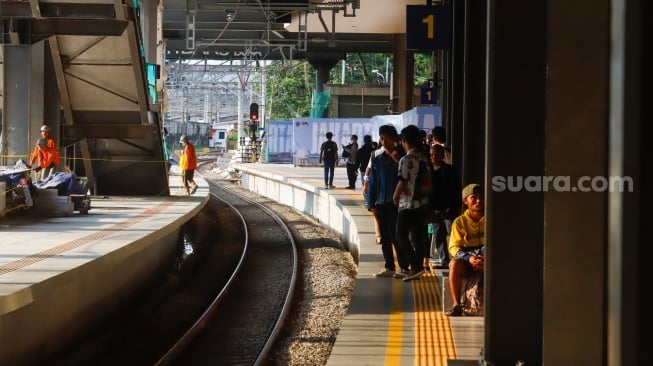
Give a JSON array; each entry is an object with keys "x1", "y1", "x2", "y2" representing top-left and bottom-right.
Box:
[
  {"x1": 373, "y1": 268, "x2": 395, "y2": 278},
  {"x1": 329, "y1": 184, "x2": 336, "y2": 189},
  {"x1": 402, "y1": 269, "x2": 425, "y2": 282},
  {"x1": 444, "y1": 304, "x2": 463, "y2": 317},
  {"x1": 190, "y1": 185, "x2": 198, "y2": 195},
  {"x1": 324, "y1": 185, "x2": 330, "y2": 189},
  {"x1": 393, "y1": 269, "x2": 410, "y2": 279}
]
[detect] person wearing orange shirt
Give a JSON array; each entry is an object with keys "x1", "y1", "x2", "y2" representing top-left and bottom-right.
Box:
[
  {"x1": 29, "y1": 125, "x2": 60, "y2": 181},
  {"x1": 178, "y1": 135, "x2": 198, "y2": 195}
]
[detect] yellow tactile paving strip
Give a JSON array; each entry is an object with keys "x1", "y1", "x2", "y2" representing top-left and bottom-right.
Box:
[
  {"x1": 413, "y1": 270, "x2": 456, "y2": 365},
  {"x1": 385, "y1": 278, "x2": 405, "y2": 365},
  {"x1": 0, "y1": 197, "x2": 178, "y2": 275}
]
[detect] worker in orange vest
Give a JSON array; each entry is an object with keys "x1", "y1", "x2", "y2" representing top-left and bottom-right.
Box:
[
  {"x1": 29, "y1": 125, "x2": 60, "y2": 181},
  {"x1": 179, "y1": 135, "x2": 198, "y2": 195}
]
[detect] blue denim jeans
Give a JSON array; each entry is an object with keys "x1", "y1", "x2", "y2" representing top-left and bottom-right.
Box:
[
  {"x1": 430, "y1": 215, "x2": 452, "y2": 263},
  {"x1": 323, "y1": 160, "x2": 335, "y2": 186}
]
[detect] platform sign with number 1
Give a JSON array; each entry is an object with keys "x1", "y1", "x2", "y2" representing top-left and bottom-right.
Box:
[
  {"x1": 406, "y1": 5, "x2": 452, "y2": 50},
  {"x1": 420, "y1": 86, "x2": 438, "y2": 105}
]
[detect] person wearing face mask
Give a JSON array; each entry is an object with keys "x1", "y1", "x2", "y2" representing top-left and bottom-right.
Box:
[{"x1": 342, "y1": 134, "x2": 358, "y2": 189}]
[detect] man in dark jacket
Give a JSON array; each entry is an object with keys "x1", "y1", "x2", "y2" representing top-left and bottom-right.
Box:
[
  {"x1": 356, "y1": 135, "x2": 375, "y2": 188},
  {"x1": 366, "y1": 125, "x2": 409, "y2": 278},
  {"x1": 429, "y1": 144, "x2": 462, "y2": 268}
]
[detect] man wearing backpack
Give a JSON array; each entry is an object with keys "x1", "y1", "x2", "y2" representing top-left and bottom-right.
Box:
[
  {"x1": 393, "y1": 124, "x2": 431, "y2": 282},
  {"x1": 319, "y1": 132, "x2": 338, "y2": 189}
]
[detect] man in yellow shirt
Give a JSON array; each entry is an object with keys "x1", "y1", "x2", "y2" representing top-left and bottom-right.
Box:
[{"x1": 444, "y1": 183, "x2": 485, "y2": 316}]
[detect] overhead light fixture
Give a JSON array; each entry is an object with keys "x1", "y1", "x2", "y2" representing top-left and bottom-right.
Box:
[{"x1": 225, "y1": 10, "x2": 235, "y2": 22}]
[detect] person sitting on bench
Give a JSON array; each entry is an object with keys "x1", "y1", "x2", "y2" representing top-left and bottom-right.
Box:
[{"x1": 444, "y1": 183, "x2": 485, "y2": 316}]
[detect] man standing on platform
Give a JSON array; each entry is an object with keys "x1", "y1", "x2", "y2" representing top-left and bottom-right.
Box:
[
  {"x1": 356, "y1": 135, "x2": 375, "y2": 189},
  {"x1": 319, "y1": 132, "x2": 338, "y2": 189},
  {"x1": 429, "y1": 144, "x2": 462, "y2": 269},
  {"x1": 393, "y1": 125, "x2": 431, "y2": 282},
  {"x1": 366, "y1": 125, "x2": 409, "y2": 278},
  {"x1": 342, "y1": 134, "x2": 359, "y2": 189}
]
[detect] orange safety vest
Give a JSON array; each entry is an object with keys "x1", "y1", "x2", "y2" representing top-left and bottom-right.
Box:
[
  {"x1": 179, "y1": 142, "x2": 197, "y2": 170},
  {"x1": 30, "y1": 138, "x2": 60, "y2": 168}
]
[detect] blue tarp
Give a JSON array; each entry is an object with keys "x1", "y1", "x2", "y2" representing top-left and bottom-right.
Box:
[
  {"x1": 33, "y1": 172, "x2": 85, "y2": 195},
  {"x1": 0, "y1": 161, "x2": 31, "y2": 189}
]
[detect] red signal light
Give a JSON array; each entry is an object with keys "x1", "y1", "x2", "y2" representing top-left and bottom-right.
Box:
[{"x1": 249, "y1": 103, "x2": 259, "y2": 121}]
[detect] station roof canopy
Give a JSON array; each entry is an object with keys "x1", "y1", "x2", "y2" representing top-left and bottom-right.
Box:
[{"x1": 162, "y1": 0, "x2": 426, "y2": 61}]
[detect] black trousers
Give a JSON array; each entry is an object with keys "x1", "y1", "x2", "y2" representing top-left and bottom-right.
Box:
[{"x1": 346, "y1": 163, "x2": 358, "y2": 188}]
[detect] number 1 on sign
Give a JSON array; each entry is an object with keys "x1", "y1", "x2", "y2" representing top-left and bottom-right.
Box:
[{"x1": 422, "y1": 14, "x2": 435, "y2": 39}]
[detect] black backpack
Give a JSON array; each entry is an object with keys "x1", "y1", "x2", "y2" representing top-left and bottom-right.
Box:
[
  {"x1": 342, "y1": 143, "x2": 351, "y2": 158},
  {"x1": 323, "y1": 141, "x2": 338, "y2": 161}
]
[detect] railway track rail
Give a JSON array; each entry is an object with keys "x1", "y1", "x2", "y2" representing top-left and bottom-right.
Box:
[
  {"x1": 53, "y1": 178, "x2": 299, "y2": 366},
  {"x1": 158, "y1": 181, "x2": 299, "y2": 365}
]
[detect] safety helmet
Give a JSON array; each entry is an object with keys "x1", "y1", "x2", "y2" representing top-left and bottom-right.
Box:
[
  {"x1": 40, "y1": 125, "x2": 51, "y2": 132},
  {"x1": 179, "y1": 135, "x2": 188, "y2": 144}
]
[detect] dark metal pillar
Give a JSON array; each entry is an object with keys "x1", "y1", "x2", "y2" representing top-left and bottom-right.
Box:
[
  {"x1": 609, "y1": 2, "x2": 647, "y2": 365},
  {"x1": 485, "y1": 0, "x2": 546, "y2": 364},
  {"x1": 447, "y1": 0, "x2": 466, "y2": 179},
  {"x1": 392, "y1": 34, "x2": 414, "y2": 113},
  {"x1": 459, "y1": 0, "x2": 486, "y2": 186},
  {"x1": 314, "y1": 62, "x2": 333, "y2": 93},
  {"x1": 307, "y1": 52, "x2": 341, "y2": 117},
  {"x1": 541, "y1": 1, "x2": 610, "y2": 364}
]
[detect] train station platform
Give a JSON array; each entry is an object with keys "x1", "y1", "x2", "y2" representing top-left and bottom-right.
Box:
[
  {"x1": 232, "y1": 162, "x2": 483, "y2": 365},
  {"x1": 0, "y1": 175, "x2": 210, "y2": 365},
  {"x1": 1, "y1": 161, "x2": 482, "y2": 365}
]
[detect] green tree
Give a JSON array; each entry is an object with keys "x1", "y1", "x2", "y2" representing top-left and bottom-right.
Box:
[
  {"x1": 329, "y1": 53, "x2": 394, "y2": 85},
  {"x1": 267, "y1": 61, "x2": 314, "y2": 120},
  {"x1": 266, "y1": 52, "x2": 435, "y2": 120},
  {"x1": 414, "y1": 52, "x2": 436, "y2": 86}
]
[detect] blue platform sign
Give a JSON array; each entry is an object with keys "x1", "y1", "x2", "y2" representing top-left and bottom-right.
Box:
[
  {"x1": 420, "y1": 86, "x2": 438, "y2": 105},
  {"x1": 406, "y1": 5, "x2": 452, "y2": 50}
]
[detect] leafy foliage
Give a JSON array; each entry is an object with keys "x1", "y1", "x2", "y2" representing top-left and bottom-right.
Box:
[
  {"x1": 267, "y1": 61, "x2": 314, "y2": 120},
  {"x1": 266, "y1": 53, "x2": 435, "y2": 120}
]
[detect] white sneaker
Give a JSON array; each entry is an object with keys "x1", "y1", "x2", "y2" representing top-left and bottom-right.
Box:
[{"x1": 373, "y1": 268, "x2": 395, "y2": 278}]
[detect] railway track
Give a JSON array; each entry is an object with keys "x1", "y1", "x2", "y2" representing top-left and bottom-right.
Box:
[
  {"x1": 158, "y1": 181, "x2": 299, "y2": 365},
  {"x1": 52, "y1": 179, "x2": 299, "y2": 366}
]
